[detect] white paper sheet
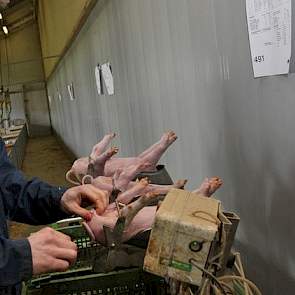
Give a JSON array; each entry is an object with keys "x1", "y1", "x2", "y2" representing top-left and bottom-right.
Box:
[
  {"x1": 95, "y1": 65, "x2": 102, "y2": 95},
  {"x1": 67, "y1": 83, "x2": 75, "y2": 101},
  {"x1": 246, "y1": 0, "x2": 292, "y2": 77},
  {"x1": 101, "y1": 62, "x2": 114, "y2": 95}
]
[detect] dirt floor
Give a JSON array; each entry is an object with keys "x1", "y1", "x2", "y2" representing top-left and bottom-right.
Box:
[{"x1": 9, "y1": 136, "x2": 73, "y2": 239}]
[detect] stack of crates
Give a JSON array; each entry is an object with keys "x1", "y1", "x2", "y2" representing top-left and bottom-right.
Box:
[{"x1": 24, "y1": 218, "x2": 168, "y2": 295}]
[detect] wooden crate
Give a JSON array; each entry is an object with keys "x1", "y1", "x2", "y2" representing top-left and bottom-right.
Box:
[{"x1": 144, "y1": 188, "x2": 220, "y2": 286}]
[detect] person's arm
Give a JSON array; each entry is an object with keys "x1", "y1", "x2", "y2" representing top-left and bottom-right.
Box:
[
  {"x1": 0, "y1": 138, "x2": 69, "y2": 224},
  {"x1": 0, "y1": 236, "x2": 32, "y2": 287}
]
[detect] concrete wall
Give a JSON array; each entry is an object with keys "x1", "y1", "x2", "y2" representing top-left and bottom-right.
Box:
[
  {"x1": 0, "y1": 20, "x2": 50, "y2": 136},
  {"x1": 47, "y1": 0, "x2": 295, "y2": 293}
]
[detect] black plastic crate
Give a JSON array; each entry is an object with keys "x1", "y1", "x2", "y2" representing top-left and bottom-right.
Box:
[
  {"x1": 25, "y1": 268, "x2": 167, "y2": 295},
  {"x1": 25, "y1": 224, "x2": 168, "y2": 295}
]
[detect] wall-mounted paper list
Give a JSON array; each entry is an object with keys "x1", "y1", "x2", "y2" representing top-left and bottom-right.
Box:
[
  {"x1": 246, "y1": 0, "x2": 292, "y2": 77},
  {"x1": 95, "y1": 65, "x2": 102, "y2": 95},
  {"x1": 101, "y1": 62, "x2": 114, "y2": 95}
]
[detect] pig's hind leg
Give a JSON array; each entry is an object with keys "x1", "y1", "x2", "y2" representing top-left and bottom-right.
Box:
[
  {"x1": 137, "y1": 131, "x2": 177, "y2": 170},
  {"x1": 193, "y1": 177, "x2": 223, "y2": 197},
  {"x1": 90, "y1": 133, "x2": 116, "y2": 158}
]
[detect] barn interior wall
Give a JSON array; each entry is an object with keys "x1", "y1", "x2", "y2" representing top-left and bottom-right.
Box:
[
  {"x1": 44, "y1": 1, "x2": 295, "y2": 293},
  {"x1": 1, "y1": 20, "x2": 50, "y2": 136}
]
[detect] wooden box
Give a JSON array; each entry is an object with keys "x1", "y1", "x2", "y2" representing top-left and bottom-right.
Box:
[{"x1": 144, "y1": 189, "x2": 220, "y2": 286}]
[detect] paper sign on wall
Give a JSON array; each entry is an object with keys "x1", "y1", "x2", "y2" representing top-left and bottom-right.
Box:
[
  {"x1": 67, "y1": 83, "x2": 75, "y2": 101},
  {"x1": 246, "y1": 0, "x2": 292, "y2": 77},
  {"x1": 95, "y1": 65, "x2": 102, "y2": 95},
  {"x1": 101, "y1": 62, "x2": 114, "y2": 95}
]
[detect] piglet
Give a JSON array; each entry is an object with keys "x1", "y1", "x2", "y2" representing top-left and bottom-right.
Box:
[{"x1": 83, "y1": 177, "x2": 223, "y2": 244}]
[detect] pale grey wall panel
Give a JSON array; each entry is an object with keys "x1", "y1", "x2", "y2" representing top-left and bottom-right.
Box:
[
  {"x1": 213, "y1": 1, "x2": 295, "y2": 293},
  {"x1": 26, "y1": 89, "x2": 51, "y2": 136},
  {"x1": 47, "y1": 0, "x2": 295, "y2": 293},
  {"x1": 10, "y1": 93, "x2": 26, "y2": 121}
]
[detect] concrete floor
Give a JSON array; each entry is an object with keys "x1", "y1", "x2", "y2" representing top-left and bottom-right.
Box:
[{"x1": 9, "y1": 136, "x2": 73, "y2": 239}]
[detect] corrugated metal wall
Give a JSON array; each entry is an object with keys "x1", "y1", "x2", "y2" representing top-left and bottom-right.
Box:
[{"x1": 47, "y1": 0, "x2": 295, "y2": 293}]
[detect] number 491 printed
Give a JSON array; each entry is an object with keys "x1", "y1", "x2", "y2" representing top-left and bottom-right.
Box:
[{"x1": 254, "y1": 55, "x2": 265, "y2": 63}]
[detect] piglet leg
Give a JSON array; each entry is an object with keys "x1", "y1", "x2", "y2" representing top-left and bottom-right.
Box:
[
  {"x1": 116, "y1": 177, "x2": 150, "y2": 205},
  {"x1": 92, "y1": 147, "x2": 119, "y2": 177},
  {"x1": 120, "y1": 192, "x2": 160, "y2": 228},
  {"x1": 144, "y1": 179, "x2": 187, "y2": 194},
  {"x1": 113, "y1": 161, "x2": 152, "y2": 192},
  {"x1": 137, "y1": 132, "x2": 169, "y2": 159},
  {"x1": 90, "y1": 133, "x2": 116, "y2": 158},
  {"x1": 193, "y1": 177, "x2": 223, "y2": 197},
  {"x1": 138, "y1": 131, "x2": 177, "y2": 170}
]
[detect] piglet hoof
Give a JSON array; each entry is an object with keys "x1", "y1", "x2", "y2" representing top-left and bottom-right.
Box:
[
  {"x1": 208, "y1": 177, "x2": 223, "y2": 195},
  {"x1": 194, "y1": 177, "x2": 223, "y2": 197},
  {"x1": 167, "y1": 130, "x2": 177, "y2": 144},
  {"x1": 161, "y1": 130, "x2": 178, "y2": 146},
  {"x1": 139, "y1": 177, "x2": 150, "y2": 185},
  {"x1": 105, "y1": 132, "x2": 116, "y2": 140},
  {"x1": 175, "y1": 179, "x2": 188, "y2": 189},
  {"x1": 107, "y1": 146, "x2": 119, "y2": 157}
]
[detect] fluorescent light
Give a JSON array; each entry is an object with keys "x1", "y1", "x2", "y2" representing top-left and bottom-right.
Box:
[
  {"x1": 0, "y1": 13, "x2": 2, "y2": 20},
  {"x1": 2, "y1": 26, "x2": 8, "y2": 35}
]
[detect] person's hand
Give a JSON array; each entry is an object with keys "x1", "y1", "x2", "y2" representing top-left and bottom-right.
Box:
[
  {"x1": 28, "y1": 227, "x2": 77, "y2": 275},
  {"x1": 60, "y1": 184, "x2": 109, "y2": 220}
]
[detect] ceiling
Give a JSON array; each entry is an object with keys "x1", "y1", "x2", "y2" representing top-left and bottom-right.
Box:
[
  {"x1": 1, "y1": 0, "x2": 27, "y2": 10},
  {"x1": 0, "y1": 0, "x2": 35, "y2": 37}
]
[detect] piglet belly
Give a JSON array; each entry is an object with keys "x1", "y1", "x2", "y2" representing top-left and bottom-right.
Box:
[
  {"x1": 122, "y1": 206, "x2": 157, "y2": 241},
  {"x1": 83, "y1": 212, "x2": 114, "y2": 244},
  {"x1": 104, "y1": 158, "x2": 139, "y2": 176}
]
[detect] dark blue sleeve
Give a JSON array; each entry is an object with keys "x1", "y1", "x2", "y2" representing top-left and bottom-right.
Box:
[
  {"x1": 0, "y1": 138, "x2": 70, "y2": 225},
  {"x1": 0, "y1": 237, "x2": 32, "y2": 287}
]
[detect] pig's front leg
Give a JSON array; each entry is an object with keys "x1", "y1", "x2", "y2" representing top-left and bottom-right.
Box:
[
  {"x1": 113, "y1": 161, "x2": 151, "y2": 192},
  {"x1": 120, "y1": 192, "x2": 160, "y2": 228},
  {"x1": 138, "y1": 131, "x2": 177, "y2": 170},
  {"x1": 92, "y1": 146, "x2": 119, "y2": 177},
  {"x1": 90, "y1": 133, "x2": 116, "y2": 158},
  {"x1": 116, "y1": 178, "x2": 150, "y2": 205},
  {"x1": 193, "y1": 177, "x2": 223, "y2": 197},
  {"x1": 144, "y1": 179, "x2": 187, "y2": 194}
]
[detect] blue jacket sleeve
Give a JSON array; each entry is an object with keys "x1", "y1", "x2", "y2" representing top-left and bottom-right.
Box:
[
  {"x1": 0, "y1": 237, "x2": 32, "y2": 287},
  {"x1": 0, "y1": 138, "x2": 69, "y2": 225}
]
